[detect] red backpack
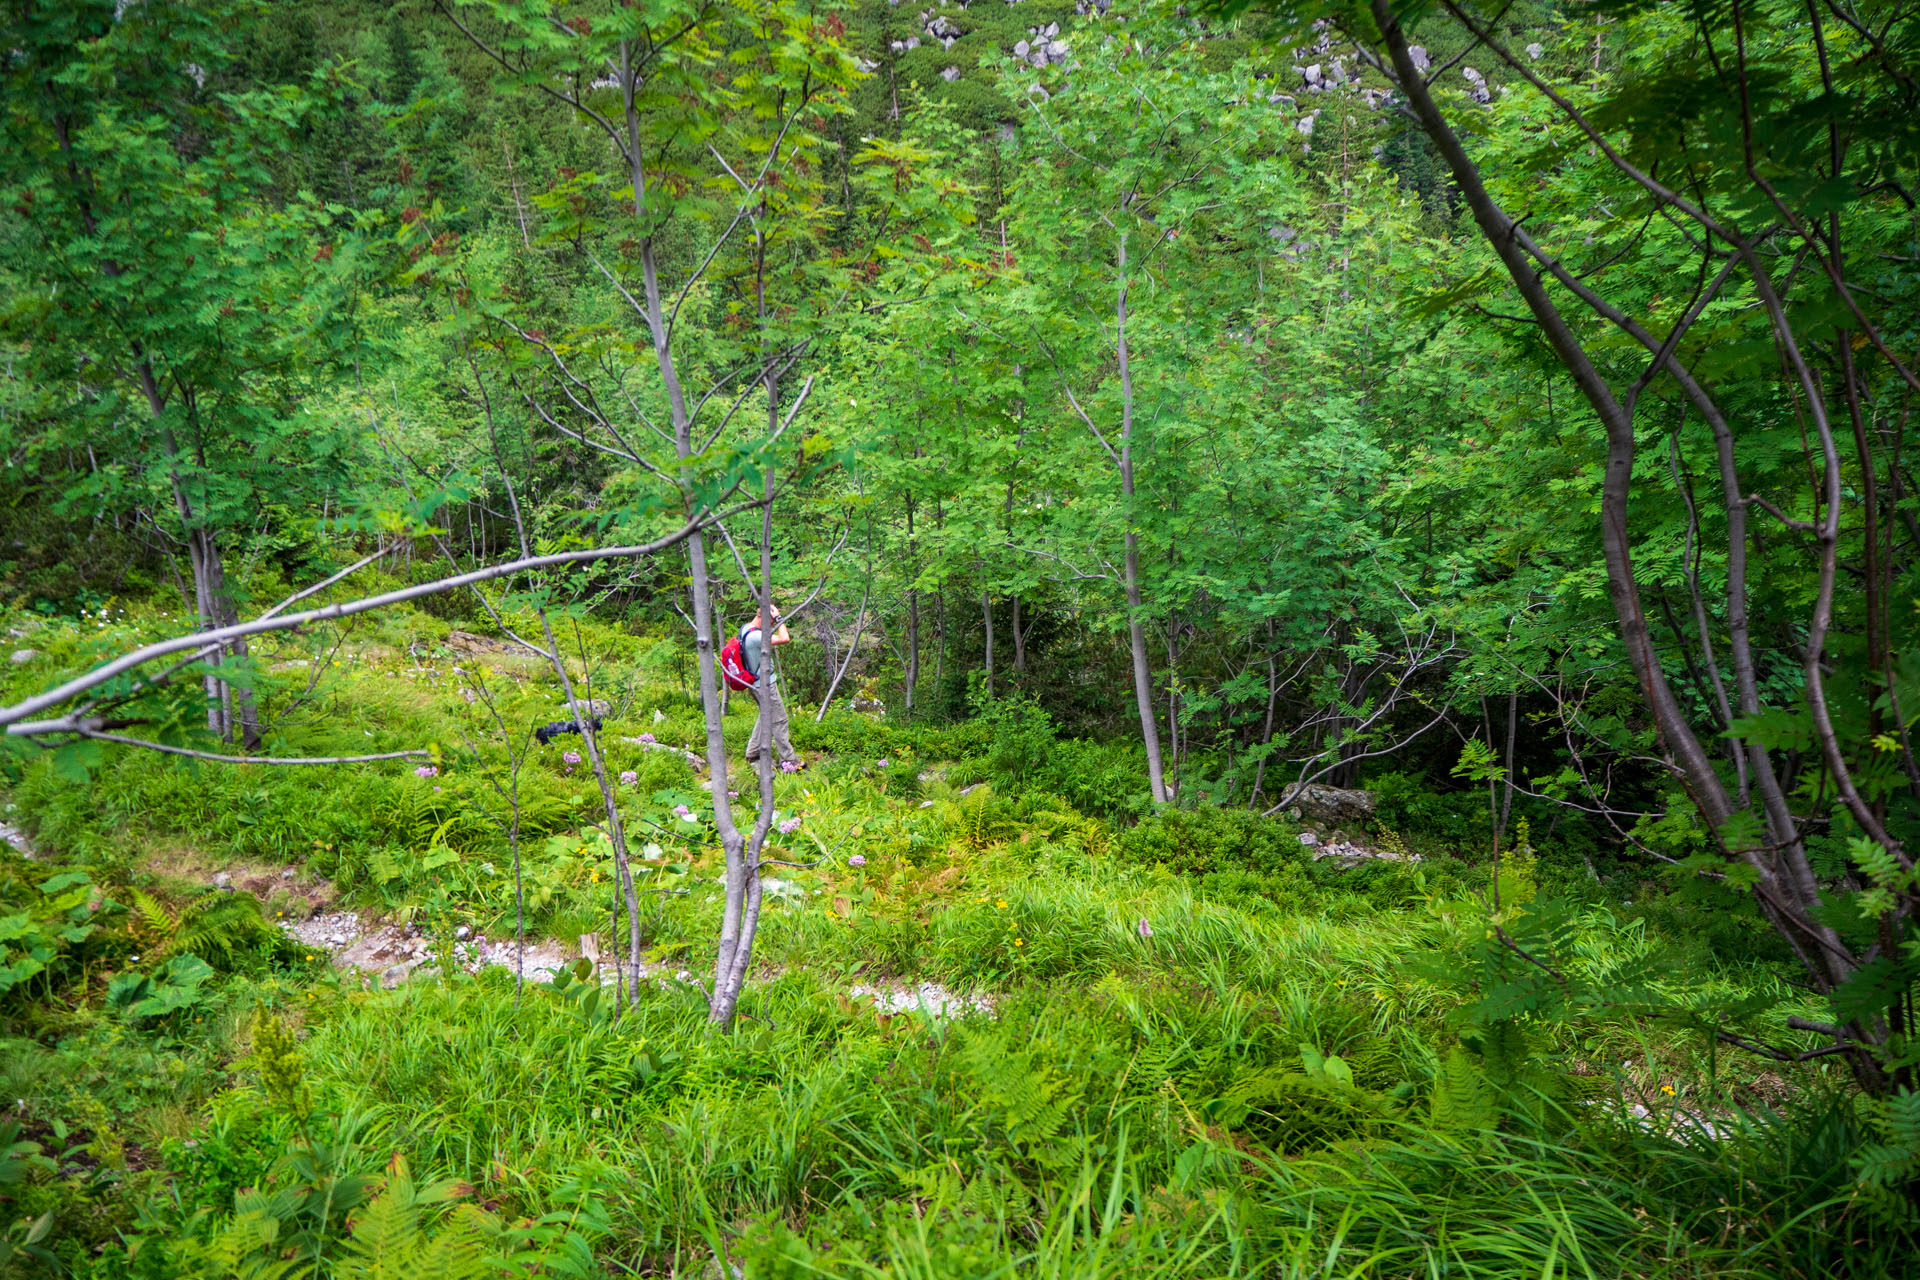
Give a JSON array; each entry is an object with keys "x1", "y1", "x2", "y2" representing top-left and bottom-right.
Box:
[{"x1": 719, "y1": 623, "x2": 758, "y2": 691}]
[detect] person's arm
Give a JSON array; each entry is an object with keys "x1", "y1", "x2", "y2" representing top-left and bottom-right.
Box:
[{"x1": 770, "y1": 617, "x2": 791, "y2": 646}]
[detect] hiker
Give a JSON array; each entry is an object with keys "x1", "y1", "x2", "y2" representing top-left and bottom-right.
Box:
[{"x1": 720, "y1": 607, "x2": 800, "y2": 769}]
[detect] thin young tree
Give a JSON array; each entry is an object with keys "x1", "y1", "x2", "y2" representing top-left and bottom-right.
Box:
[
  {"x1": 1001, "y1": 26, "x2": 1288, "y2": 803},
  {"x1": 438, "y1": 0, "x2": 960, "y2": 1024}
]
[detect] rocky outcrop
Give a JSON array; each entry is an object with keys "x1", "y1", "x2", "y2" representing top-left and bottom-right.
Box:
[
  {"x1": 1014, "y1": 25, "x2": 1070, "y2": 69},
  {"x1": 445, "y1": 629, "x2": 521, "y2": 654},
  {"x1": 1300, "y1": 832, "x2": 1420, "y2": 869},
  {"x1": 1276, "y1": 783, "x2": 1377, "y2": 828}
]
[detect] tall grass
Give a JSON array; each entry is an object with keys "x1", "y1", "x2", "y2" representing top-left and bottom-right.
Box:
[
  {"x1": 211, "y1": 959, "x2": 1898, "y2": 1278},
  {"x1": 5, "y1": 604, "x2": 1912, "y2": 1276}
]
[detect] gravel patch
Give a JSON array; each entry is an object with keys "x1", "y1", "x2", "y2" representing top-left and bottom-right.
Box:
[{"x1": 848, "y1": 981, "x2": 993, "y2": 1018}]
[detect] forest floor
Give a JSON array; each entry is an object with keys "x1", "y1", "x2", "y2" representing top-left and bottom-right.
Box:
[{"x1": 0, "y1": 602, "x2": 1910, "y2": 1277}]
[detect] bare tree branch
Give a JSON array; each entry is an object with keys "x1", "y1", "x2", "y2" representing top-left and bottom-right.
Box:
[{"x1": 2, "y1": 506, "x2": 756, "y2": 734}]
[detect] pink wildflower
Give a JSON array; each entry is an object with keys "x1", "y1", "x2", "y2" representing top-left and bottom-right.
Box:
[
  {"x1": 619, "y1": 770, "x2": 638, "y2": 786},
  {"x1": 414, "y1": 765, "x2": 438, "y2": 779},
  {"x1": 778, "y1": 817, "x2": 802, "y2": 835},
  {"x1": 848, "y1": 853, "x2": 867, "y2": 868}
]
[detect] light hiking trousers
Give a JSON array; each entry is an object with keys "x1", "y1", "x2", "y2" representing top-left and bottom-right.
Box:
[{"x1": 745, "y1": 676, "x2": 796, "y2": 765}]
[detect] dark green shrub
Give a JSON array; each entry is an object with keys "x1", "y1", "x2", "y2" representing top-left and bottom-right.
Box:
[
  {"x1": 1115, "y1": 805, "x2": 1302, "y2": 878},
  {"x1": 980, "y1": 695, "x2": 1056, "y2": 788},
  {"x1": 1366, "y1": 770, "x2": 1487, "y2": 851},
  {"x1": 975, "y1": 695, "x2": 1151, "y2": 821},
  {"x1": 792, "y1": 708, "x2": 903, "y2": 759},
  {"x1": 1116, "y1": 805, "x2": 1455, "y2": 913},
  {"x1": 877, "y1": 757, "x2": 923, "y2": 802}
]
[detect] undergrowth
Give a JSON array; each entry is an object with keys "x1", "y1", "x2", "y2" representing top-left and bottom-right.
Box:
[{"x1": 0, "y1": 602, "x2": 1913, "y2": 1276}]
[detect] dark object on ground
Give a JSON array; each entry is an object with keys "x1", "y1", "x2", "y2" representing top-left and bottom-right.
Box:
[{"x1": 534, "y1": 717, "x2": 602, "y2": 746}]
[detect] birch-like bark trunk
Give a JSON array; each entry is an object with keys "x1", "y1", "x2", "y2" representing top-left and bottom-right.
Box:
[
  {"x1": 710, "y1": 367, "x2": 783, "y2": 1026},
  {"x1": 1011, "y1": 595, "x2": 1026, "y2": 675},
  {"x1": 610, "y1": 40, "x2": 753, "y2": 1022},
  {"x1": 980, "y1": 583, "x2": 995, "y2": 699},
  {"x1": 1116, "y1": 231, "x2": 1169, "y2": 804},
  {"x1": 902, "y1": 483, "x2": 921, "y2": 719},
  {"x1": 150, "y1": 385, "x2": 258, "y2": 748}
]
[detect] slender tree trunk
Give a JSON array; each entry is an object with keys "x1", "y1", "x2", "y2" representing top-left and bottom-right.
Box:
[
  {"x1": 932, "y1": 586, "x2": 946, "y2": 701},
  {"x1": 1115, "y1": 231, "x2": 1168, "y2": 804},
  {"x1": 466, "y1": 350, "x2": 644, "y2": 994},
  {"x1": 169, "y1": 456, "x2": 259, "y2": 748},
  {"x1": 714, "y1": 590, "x2": 732, "y2": 718},
  {"x1": 818, "y1": 581, "x2": 873, "y2": 721},
  {"x1": 904, "y1": 491, "x2": 920, "y2": 720},
  {"x1": 713, "y1": 357, "x2": 785, "y2": 1024},
  {"x1": 1250, "y1": 622, "x2": 1279, "y2": 809},
  {"x1": 981, "y1": 581, "x2": 995, "y2": 699},
  {"x1": 1499, "y1": 690, "x2": 1518, "y2": 843},
  {"x1": 540, "y1": 616, "x2": 640, "y2": 998},
  {"x1": 1165, "y1": 625, "x2": 1180, "y2": 804},
  {"x1": 687, "y1": 519, "x2": 751, "y2": 1016},
  {"x1": 1011, "y1": 595, "x2": 1026, "y2": 675},
  {"x1": 615, "y1": 43, "x2": 755, "y2": 1024},
  {"x1": 185, "y1": 525, "x2": 226, "y2": 739}
]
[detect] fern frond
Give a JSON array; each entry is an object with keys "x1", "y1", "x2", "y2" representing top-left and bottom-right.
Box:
[
  {"x1": 173, "y1": 892, "x2": 278, "y2": 964},
  {"x1": 1429, "y1": 1046, "x2": 1497, "y2": 1131},
  {"x1": 333, "y1": 1158, "x2": 495, "y2": 1280},
  {"x1": 128, "y1": 887, "x2": 178, "y2": 941}
]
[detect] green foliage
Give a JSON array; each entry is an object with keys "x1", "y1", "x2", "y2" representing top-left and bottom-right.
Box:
[
  {"x1": 0, "y1": 1121, "x2": 56, "y2": 1276},
  {"x1": 955, "y1": 1027, "x2": 1079, "y2": 1151},
  {"x1": 0, "y1": 0, "x2": 383, "y2": 627},
  {"x1": 1855, "y1": 1088, "x2": 1920, "y2": 1216},
  {"x1": 1367, "y1": 771, "x2": 1489, "y2": 852},
  {"x1": 0, "y1": 862, "x2": 100, "y2": 1001},
  {"x1": 1115, "y1": 805, "x2": 1299, "y2": 878},
  {"x1": 163, "y1": 1132, "x2": 596, "y2": 1280},
  {"x1": 6, "y1": 593, "x2": 1911, "y2": 1274},
  {"x1": 7, "y1": 0, "x2": 1920, "y2": 1269},
  {"x1": 978, "y1": 695, "x2": 1152, "y2": 820},
  {"x1": 174, "y1": 894, "x2": 288, "y2": 969},
  {"x1": 176, "y1": 1152, "x2": 497, "y2": 1280},
  {"x1": 106, "y1": 955, "x2": 218, "y2": 1026}
]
